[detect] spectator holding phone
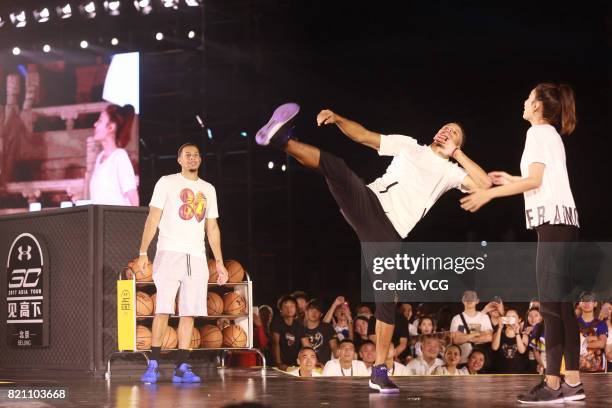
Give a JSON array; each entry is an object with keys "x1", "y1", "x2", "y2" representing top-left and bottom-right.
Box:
[
  {"x1": 482, "y1": 297, "x2": 505, "y2": 332},
  {"x1": 491, "y1": 309, "x2": 528, "y2": 373},
  {"x1": 324, "y1": 296, "x2": 354, "y2": 341}
]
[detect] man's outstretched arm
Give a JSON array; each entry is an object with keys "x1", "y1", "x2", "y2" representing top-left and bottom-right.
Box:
[{"x1": 317, "y1": 109, "x2": 381, "y2": 151}]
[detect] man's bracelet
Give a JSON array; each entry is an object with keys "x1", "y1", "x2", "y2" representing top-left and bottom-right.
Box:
[
  {"x1": 139, "y1": 252, "x2": 147, "y2": 256},
  {"x1": 451, "y1": 147, "x2": 460, "y2": 158}
]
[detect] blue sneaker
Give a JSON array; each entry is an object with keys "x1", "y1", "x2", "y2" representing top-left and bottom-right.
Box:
[
  {"x1": 369, "y1": 364, "x2": 399, "y2": 394},
  {"x1": 255, "y1": 103, "x2": 300, "y2": 147},
  {"x1": 172, "y1": 363, "x2": 201, "y2": 383},
  {"x1": 140, "y1": 360, "x2": 160, "y2": 383}
]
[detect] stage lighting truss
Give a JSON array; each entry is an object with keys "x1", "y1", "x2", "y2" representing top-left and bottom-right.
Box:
[
  {"x1": 161, "y1": 0, "x2": 179, "y2": 9},
  {"x1": 79, "y1": 1, "x2": 98, "y2": 19},
  {"x1": 10, "y1": 11, "x2": 27, "y2": 28},
  {"x1": 104, "y1": 1, "x2": 122, "y2": 16},
  {"x1": 33, "y1": 7, "x2": 51, "y2": 23},
  {"x1": 134, "y1": 0, "x2": 153, "y2": 15}
]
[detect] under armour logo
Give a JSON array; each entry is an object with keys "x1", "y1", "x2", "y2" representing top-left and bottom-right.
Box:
[{"x1": 17, "y1": 245, "x2": 32, "y2": 261}]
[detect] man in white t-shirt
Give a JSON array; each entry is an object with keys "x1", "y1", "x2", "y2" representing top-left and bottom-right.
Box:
[
  {"x1": 406, "y1": 336, "x2": 444, "y2": 375},
  {"x1": 256, "y1": 103, "x2": 492, "y2": 392},
  {"x1": 323, "y1": 339, "x2": 370, "y2": 376},
  {"x1": 137, "y1": 143, "x2": 229, "y2": 384},
  {"x1": 288, "y1": 347, "x2": 323, "y2": 377},
  {"x1": 450, "y1": 290, "x2": 493, "y2": 364}
]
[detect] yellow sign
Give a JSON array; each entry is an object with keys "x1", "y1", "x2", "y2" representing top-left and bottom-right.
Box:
[{"x1": 117, "y1": 280, "x2": 136, "y2": 351}]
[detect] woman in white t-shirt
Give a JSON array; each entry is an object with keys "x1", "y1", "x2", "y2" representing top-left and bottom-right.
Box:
[
  {"x1": 89, "y1": 104, "x2": 139, "y2": 206},
  {"x1": 460, "y1": 83, "x2": 584, "y2": 403}
]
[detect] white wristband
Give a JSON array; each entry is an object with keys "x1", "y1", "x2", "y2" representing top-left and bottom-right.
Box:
[{"x1": 139, "y1": 252, "x2": 147, "y2": 256}]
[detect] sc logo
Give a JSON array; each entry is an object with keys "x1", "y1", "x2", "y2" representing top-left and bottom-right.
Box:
[{"x1": 8, "y1": 268, "x2": 42, "y2": 289}]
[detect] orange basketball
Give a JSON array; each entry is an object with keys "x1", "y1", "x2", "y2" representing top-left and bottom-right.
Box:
[
  {"x1": 223, "y1": 292, "x2": 246, "y2": 316},
  {"x1": 190, "y1": 327, "x2": 201, "y2": 349},
  {"x1": 224, "y1": 260, "x2": 245, "y2": 283},
  {"x1": 136, "y1": 325, "x2": 152, "y2": 350},
  {"x1": 136, "y1": 292, "x2": 154, "y2": 316},
  {"x1": 208, "y1": 259, "x2": 219, "y2": 283},
  {"x1": 207, "y1": 292, "x2": 224, "y2": 316},
  {"x1": 222, "y1": 324, "x2": 247, "y2": 348},
  {"x1": 199, "y1": 324, "x2": 223, "y2": 348},
  {"x1": 161, "y1": 326, "x2": 178, "y2": 350},
  {"x1": 150, "y1": 293, "x2": 157, "y2": 314},
  {"x1": 125, "y1": 258, "x2": 153, "y2": 282}
]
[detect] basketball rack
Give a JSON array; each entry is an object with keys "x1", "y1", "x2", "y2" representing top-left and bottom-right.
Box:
[{"x1": 105, "y1": 269, "x2": 266, "y2": 380}]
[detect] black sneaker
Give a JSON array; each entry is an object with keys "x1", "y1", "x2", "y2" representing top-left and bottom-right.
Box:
[
  {"x1": 561, "y1": 381, "x2": 586, "y2": 402},
  {"x1": 369, "y1": 364, "x2": 400, "y2": 394},
  {"x1": 517, "y1": 380, "x2": 564, "y2": 404},
  {"x1": 255, "y1": 103, "x2": 300, "y2": 148}
]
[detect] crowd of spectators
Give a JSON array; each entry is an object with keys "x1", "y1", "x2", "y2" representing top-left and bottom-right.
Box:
[{"x1": 252, "y1": 290, "x2": 611, "y2": 377}]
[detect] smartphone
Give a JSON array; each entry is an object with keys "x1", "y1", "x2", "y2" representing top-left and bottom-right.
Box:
[{"x1": 501, "y1": 316, "x2": 516, "y2": 325}]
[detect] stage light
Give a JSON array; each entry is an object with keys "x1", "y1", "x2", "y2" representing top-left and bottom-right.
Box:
[
  {"x1": 10, "y1": 11, "x2": 27, "y2": 28},
  {"x1": 185, "y1": 0, "x2": 202, "y2": 6},
  {"x1": 0, "y1": 17, "x2": 6, "y2": 28},
  {"x1": 161, "y1": 0, "x2": 179, "y2": 9},
  {"x1": 33, "y1": 8, "x2": 51, "y2": 23},
  {"x1": 281, "y1": 164, "x2": 287, "y2": 172},
  {"x1": 207, "y1": 129, "x2": 213, "y2": 140},
  {"x1": 111, "y1": 37, "x2": 119, "y2": 46},
  {"x1": 12, "y1": 47, "x2": 21, "y2": 56},
  {"x1": 56, "y1": 3, "x2": 73, "y2": 19},
  {"x1": 43, "y1": 44, "x2": 51, "y2": 53},
  {"x1": 134, "y1": 0, "x2": 153, "y2": 15},
  {"x1": 188, "y1": 30, "x2": 196, "y2": 39},
  {"x1": 80, "y1": 40, "x2": 89, "y2": 49},
  {"x1": 155, "y1": 32, "x2": 164, "y2": 41},
  {"x1": 29, "y1": 202, "x2": 42, "y2": 212},
  {"x1": 104, "y1": 1, "x2": 122, "y2": 16},
  {"x1": 240, "y1": 131, "x2": 247, "y2": 137},
  {"x1": 79, "y1": 1, "x2": 97, "y2": 18},
  {"x1": 268, "y1": 161, "x2": 274, "y2": 170}
]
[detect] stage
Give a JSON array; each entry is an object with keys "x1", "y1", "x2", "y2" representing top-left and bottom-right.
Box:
[{"x1": 0, "y1": 368, "x2": 610, "y2": 407}]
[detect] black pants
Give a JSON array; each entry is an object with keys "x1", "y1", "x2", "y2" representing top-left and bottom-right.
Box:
[
  {"x1": 318, "y1": 151, "x2": 401, "y2": 325},
  {"x1": 535, "y1": 223, "x2": 580, "y2": 377}
]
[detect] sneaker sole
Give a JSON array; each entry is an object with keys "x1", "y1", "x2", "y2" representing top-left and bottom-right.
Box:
[
  {"x1": 517, "y1": 397, "x2": 564, "y2": 404},
  {"x1": 256, "y1": 103, "x2": 300, "y2": 146},
  {"x1": 172, "y1": 377, "x2": 201, "y2": 383},
  {"x1": 563, "y1": 394, "x2": 586, "y2": 402},
  {"x1": 368, "y1": 380, "x2": 400, "y2": 394}
]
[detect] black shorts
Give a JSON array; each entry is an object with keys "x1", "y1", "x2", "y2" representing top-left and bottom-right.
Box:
[{"x1": 318, "y1": 150, "x2": 401, "y2": 325}]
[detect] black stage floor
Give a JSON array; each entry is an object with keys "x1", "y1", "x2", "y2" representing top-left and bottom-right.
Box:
[{"x1": 0, "y1": 368, "x2": 610, "y2": 408}]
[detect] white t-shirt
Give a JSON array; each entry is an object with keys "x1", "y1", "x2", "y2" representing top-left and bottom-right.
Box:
[
  {"x1": 90, "y1": 148, "x2": 137, "y2": 205},
  {"x1": 322, "y1": 359, "x2": 370, "y2": 376},
  {"x1": 389, "y1": 361, "x2": 411, "y2": 376},
  {"x1": 434, "y1": 366, "x2": 469, "y2": 375},
  {"x1": 287, "y1": 367, "x2": 323, "y2": 377},
  {"x1": 405, "y1": 356, "x2": 444, "y2": 375},
  {"x1": 368, "y1": 134, "x2": 468, "y2": 238},
  {"x1": 149, "y1": 173, "x2": 219, "y2": 258},
  {"x1": 520, "y1": 124, "x2": 578, "y2": 229},
  {"x1": 450, "y1": 311, "x2": 493, "y2": 363}
]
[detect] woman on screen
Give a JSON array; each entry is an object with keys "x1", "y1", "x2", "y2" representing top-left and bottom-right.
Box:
[{"x1": 89, "y1": 104, "x2": 139, "y2": 206}]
